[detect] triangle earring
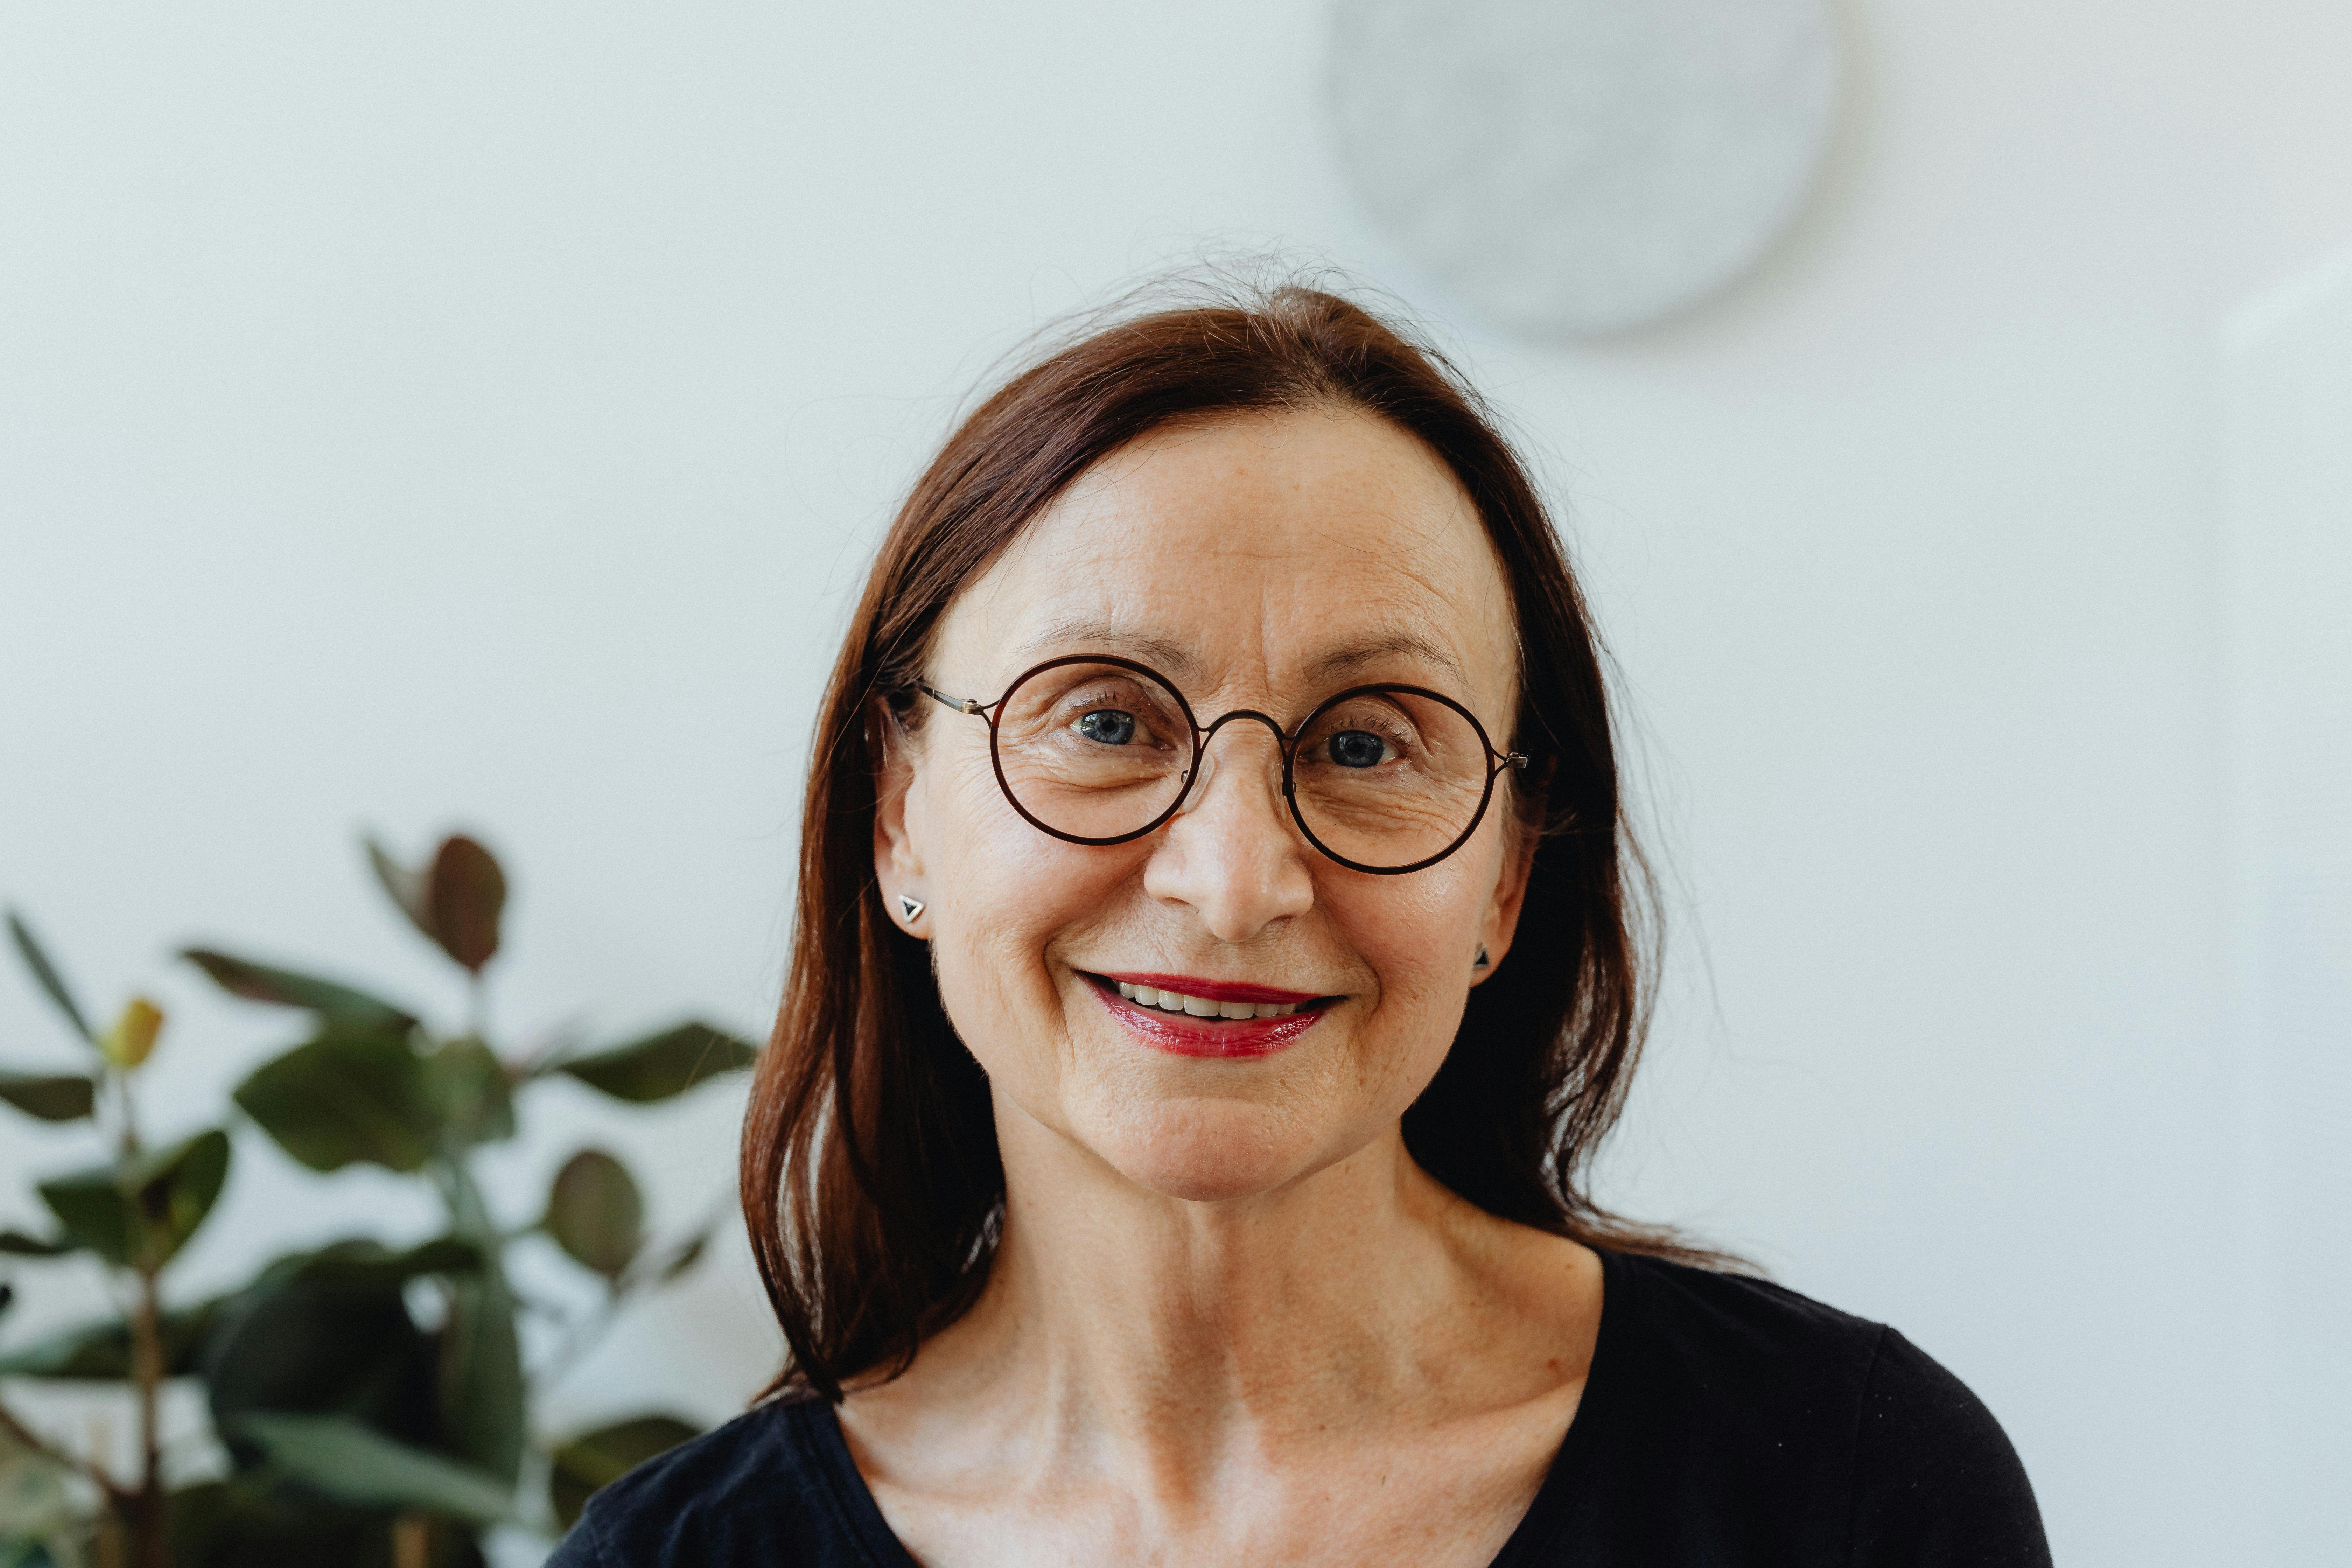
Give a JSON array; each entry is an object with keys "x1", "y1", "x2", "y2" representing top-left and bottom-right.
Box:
[
  {"x1": 1473, "y1": 945, "x2": 1490, "y2": 971},
  {"x1": 897, "y1": 894, "x2": 926, "y2": 924}
]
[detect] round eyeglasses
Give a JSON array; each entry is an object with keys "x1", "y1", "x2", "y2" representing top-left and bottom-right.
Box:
[{"x1": 917, "y1": 655, "x2": 1526, "y2": 875}]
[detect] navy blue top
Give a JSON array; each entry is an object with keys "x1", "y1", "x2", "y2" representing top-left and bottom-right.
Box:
[{"x1": 551, "y1": 1250, "x2": 2050, "y2": 1565}]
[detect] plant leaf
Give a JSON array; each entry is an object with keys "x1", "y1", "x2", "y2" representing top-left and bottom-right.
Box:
[
  {"x1": 201, "y1": 1240, "x2": 488, "y2": 1458},
  {"x1": 203, "y1": 1266, "x2": 442, "y2": 1449},
  {"x1": 5, "y1": 911, "x2": 95, "y2": 1046},
  {"x1": 0, "y1": 1071, "x2": 96, "y2": 1122},
  {"x1": 370, "y1": 834, "x2": 508, "y2": 973},
  {"x1": 438, "y1": 1270, "x2": 526, "y2": 1485},
  {"x1": 545, "y1": 1150, "x2": 643, "y2": 1279},
  {"x1": 141, "y1": 1127, "x2": 235, "y2": 1269},
  {"x1": 423, "y1": 1158, "x2": 528, "y2": 1487},
  {"x1": 225, "y1": 1412, "x2": 516, "y2": 1526},
  {"x1": 36, "y1": 1128, "x2": 231, "y2": 1270},
  {"x1": 182, "y1": 948, "x2": 419, "y2": 1032},
  {"x1": 95, "y1": 995, "x2": 164, "y2": 1071},
  {"x1": 234, "y1": 1026, "x2": 436, "y2": 1172},
  {"x1": 547, "y1": 1414, "x2": 699, "y2": 1529},
  {"x1": 36, "y1": 1166, "x2": 136, "y2": 1266},
  {"x1": 199, "y1": 1238, "x2": 481, "y2": 1424},
  {"x1": 0, "y1": 1297, "x2": 225, "y2": 1378},
  {"x1": 555, "y1": 1022, "x2": 758, "y2": 1103},
  {"x1": 257, "y1": 1236, "x2": 482, "y2": 1292},
  {"x1": 423, "y1": 1036, "x2": 515, "y2": 1149},
  {"x1": 425, "y1": 836, "x2": 506, "y2": 974},
  {"x1": 0, "y1": 1231, "x2": 76, "y2": 1257},
  {"x1": 656, "y1": 1222, "x2": 713, "y2": 1284},
  {"x1": 366, "y1": 836, "x2": 432, "y2": 930}
]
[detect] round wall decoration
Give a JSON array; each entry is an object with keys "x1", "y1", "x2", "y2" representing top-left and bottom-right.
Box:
[{"x1": 1325, "y1": 0, "x2": 1841, "y2": 339}]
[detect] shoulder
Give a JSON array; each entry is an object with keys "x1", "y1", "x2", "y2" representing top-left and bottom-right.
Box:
[
  {"x1": 1573, "y1": 1252, "x2": 2049, "y2": 1565},
  {"x1": 548, "y1": 1398, "x2": 878, "y2": 1567},
  {"x1": 1598, "y1": 1249, "x2": 1889, "y2": 1427},
  {"x1": 1846, "y1": 1326, "x2": 2052, "y2": 1564}
]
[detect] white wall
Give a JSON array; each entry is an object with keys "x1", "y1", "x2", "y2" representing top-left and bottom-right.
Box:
[
  {"x1": 4, "y1": 4, "x2": 2349, "y2": 1562},
  {"x1": 2224, "y1": 249, "x2": 2352, "y2": 1568}
]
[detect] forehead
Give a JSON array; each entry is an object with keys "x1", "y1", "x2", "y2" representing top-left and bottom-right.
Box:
[{"x1": 937, "y1": 407, "x2": 1517, "y2": 706}]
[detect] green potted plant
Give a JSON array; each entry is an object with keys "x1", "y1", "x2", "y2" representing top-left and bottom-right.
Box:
[{"x1": 0, "y1": 833, "x2": 757, "y2": 1567}]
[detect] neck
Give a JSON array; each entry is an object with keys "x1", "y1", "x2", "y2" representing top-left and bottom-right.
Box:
[{"x1": 901, "y1": 1098, "x2": 1513, "y2": 1473}]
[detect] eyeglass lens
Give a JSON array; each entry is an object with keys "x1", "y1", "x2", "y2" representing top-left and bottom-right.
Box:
[{"x1": 991, "y1": 661, "x2": 1496, "y2": 870}]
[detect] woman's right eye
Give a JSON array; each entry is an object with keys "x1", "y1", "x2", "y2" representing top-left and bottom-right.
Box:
[{"x1": 1074, "y1": 709, "x2": 1138, "y2": 746}]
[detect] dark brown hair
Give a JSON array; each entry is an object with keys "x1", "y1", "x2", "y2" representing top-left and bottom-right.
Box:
[{"x1": 742, "y1": 278, "x2": 1689, "y2": 1404}]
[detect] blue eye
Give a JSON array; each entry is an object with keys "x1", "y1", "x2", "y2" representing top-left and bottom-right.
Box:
[
  {"x1": 1327, "y1": 730, "x2": 1388, "y2": 768},
  {"x1": 1075, "y1": 709, "x2": 1138, "y2": 745}
]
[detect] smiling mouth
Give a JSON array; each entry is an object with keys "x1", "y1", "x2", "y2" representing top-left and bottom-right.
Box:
[{"x1": 1080, "y1": 972, "x2": 1339, "y2": 1058}]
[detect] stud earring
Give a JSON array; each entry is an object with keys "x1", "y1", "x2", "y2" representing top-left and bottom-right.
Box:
[
  {"x1": 1473, "y1": 945, "x2": 1490, "y2": 971},
  {"x1": 897, "y1": 894, "x2": 926, "y2": 924}
]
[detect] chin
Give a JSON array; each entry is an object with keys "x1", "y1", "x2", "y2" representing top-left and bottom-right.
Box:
[{"x1": 1081, "y1": 1096, "x2": 1340, "y2": 1204}]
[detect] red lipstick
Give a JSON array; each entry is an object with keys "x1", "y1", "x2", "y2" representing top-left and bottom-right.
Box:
[
  {"x1": 1088, "y1": 975, "x2": 1330, "y2": 1059},
  {"x1": 1100, "y1": 973, "x2": 1320, "y2": 1005}
]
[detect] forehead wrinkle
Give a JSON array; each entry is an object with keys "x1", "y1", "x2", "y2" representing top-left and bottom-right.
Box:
[
  {"x1": 1010, "y1": 616, "x2": 1205, "y2": 682},
  {"x1": 1306, "y1": 631, "x2": 1469, "y2": 688},
  {"x1": 1007, "y1": 615, "x2": 1476, "y2": 700},
  {"x1": 947, "y1": 407, "x2": 1515, "y2": 708},
  {"x1": 992, "y1": 519, "x2": 1504, "y2": 702}
]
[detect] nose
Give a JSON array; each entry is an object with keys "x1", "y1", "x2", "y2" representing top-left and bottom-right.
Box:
[{"x1": 1142, "y1": 713, "x2": 1315, "y2": 943}]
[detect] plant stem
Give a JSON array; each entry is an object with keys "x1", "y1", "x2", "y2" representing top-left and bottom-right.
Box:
[
  {"x1": 92, "y1": 1510, "x2": 127, "y2": 1568},
  {"x1": 108, "y1": 1062, "x2": 165, "y2": 1568},
  {"x1": 393, "y1": 1512, "x2": 431, "y2": 1568},
  {"x1": 531, "y1": 1203, "x2": 725, "y2": 1390},
  {"x1": 531, "y1": 1282, "x2": 628, "y2": 1392},
  {"x1": 511, "y1": 1014, "x2": 588, "y2": 1079},
  {"x1": 110, "y1": 1064, "x2": 142, "y2": 1156},
  {"x1": 130, "y1": 1264, "x2": 166, "y2": 1568}
]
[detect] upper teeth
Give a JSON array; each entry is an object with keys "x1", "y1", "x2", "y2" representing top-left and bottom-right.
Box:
[{"x1": 1117, "y1": 982, "x2": 1298, "y2": 1019}]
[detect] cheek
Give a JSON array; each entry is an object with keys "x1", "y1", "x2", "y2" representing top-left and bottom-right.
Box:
[
  {"x1": 916, "y1": 749, "x2": 1133, "y2": 1080},
  {"x1": 1343, "y1": 842, "x2": 1496, "y2": 1011},
  {"x1": 1318, "y1": 833, "x2": 1508, "y2": 1105}
]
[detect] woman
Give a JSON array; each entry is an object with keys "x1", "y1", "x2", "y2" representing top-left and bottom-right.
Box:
[{"x1": 553, "y1": 283, "x2": 2049, "y2": 1565}]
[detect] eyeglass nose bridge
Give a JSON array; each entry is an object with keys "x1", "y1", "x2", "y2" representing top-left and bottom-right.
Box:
[{"x1": 1170, "y1": 708, "x2": 1297, "y2": 819}]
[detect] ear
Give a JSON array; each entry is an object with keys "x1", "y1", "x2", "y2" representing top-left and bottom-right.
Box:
[
  {"x1": 870, "y1": 701, "x2": 930, "y2": 931},
  {"x1": 1470, "y1": 816, "x2": 1536, "y2": 987}
]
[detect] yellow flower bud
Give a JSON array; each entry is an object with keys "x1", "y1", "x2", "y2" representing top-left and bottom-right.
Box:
[{"x1": 99, "y1": 996, "x2": 164, "y2": 1071}]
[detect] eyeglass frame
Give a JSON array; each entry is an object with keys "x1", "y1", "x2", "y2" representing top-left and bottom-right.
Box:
[{"x1": 915, "y1": 653, "x2": 1528, "y2": 876}]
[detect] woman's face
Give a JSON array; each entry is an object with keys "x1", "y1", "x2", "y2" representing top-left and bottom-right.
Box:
[{"x1": 876, "y1": 407, "x2": 1531, "y2": 1203}]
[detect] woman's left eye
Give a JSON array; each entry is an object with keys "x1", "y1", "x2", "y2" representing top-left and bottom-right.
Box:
[
  {"x1": 1074, "y1": 709, "x2": 1138, "y2": 745},
  {"x1": 1326, "y1": 729, "x2": 1391, "y2": 768}
]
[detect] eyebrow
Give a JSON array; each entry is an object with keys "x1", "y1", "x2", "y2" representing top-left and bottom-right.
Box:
[
  {"x1": 1010, "y1": 620, "x2": 1469, "y2": 691},
  {"x1": 1304, "y1": 631, "x2": 1468, "y2": 687},
  {"x1": 1014, "y1": 619, "x2": 1204, "y2": 680}
]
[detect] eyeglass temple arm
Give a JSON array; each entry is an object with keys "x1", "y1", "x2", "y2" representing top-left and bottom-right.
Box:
[{"x1": 918, "y1": 684, "x2": 987, "y2": 716}]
